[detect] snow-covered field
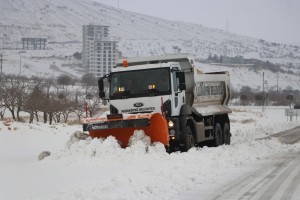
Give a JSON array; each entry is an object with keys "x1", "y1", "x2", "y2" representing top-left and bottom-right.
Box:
[{"x1": 0, "y1": 106, "x2": 300, "y2": 200}]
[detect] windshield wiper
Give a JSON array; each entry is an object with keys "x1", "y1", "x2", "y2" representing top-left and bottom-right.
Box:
[
  {"x1": 112, "y1": 91, "x2": 130, "y2": 99},
  {"x1": 147, "y1": 89, "x2": 162, "y2": 96}
]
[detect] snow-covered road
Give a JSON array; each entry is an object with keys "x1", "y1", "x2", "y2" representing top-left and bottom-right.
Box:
[
  {"x1": 183, "y1": 127, "x2": 300, "y2": 200},
  {"x1": 215, "y1": 152, "x2": 300, "y2": 200},
  {"x1": 1, "y1": 106, "x2": 300, "y2": 200}
]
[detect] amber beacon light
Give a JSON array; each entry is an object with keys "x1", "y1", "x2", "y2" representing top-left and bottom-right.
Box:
[{"x1": 122, "y1": 59, "x2": 128, "y2": 67}]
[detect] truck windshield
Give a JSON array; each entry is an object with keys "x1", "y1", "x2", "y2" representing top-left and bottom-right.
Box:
[{"x1": 110, "y1": 68, "x2": 171, "y2": 99}]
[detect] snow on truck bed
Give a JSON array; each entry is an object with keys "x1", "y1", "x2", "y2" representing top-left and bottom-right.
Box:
[{"x1": 0, "y1": 106, "x2": 300, "y2": 200}]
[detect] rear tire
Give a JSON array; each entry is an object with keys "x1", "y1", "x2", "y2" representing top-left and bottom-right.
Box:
[
  {"x1": 213, "y1": 123, "x2": 223, "y2": 147},
  {"x1": 223, "y1": 122, "x2": 231, "y2": 145},
  {"x1": 183, "y1": 126, "x2": 195, "y2": 151}
]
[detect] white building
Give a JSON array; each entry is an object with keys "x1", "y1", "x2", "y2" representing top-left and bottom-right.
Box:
[{"x1": 82, "y1": 24, "x2": 119, "y2": 78}]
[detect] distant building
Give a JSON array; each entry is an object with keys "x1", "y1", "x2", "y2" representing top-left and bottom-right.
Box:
[
  {"x1": 21, "y1": 38, "x2": 47, "y2": 50},
  {"x1": 82, "y1": 24, "x2": 119, "y2": 78},
  {"x1": 222, "y1": 55, "x2": 244, "y2": 64}
]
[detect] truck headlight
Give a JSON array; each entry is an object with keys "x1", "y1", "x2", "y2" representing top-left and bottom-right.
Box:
[{"x1": 168, "y1": 120, "x2": 174, "y2": 128}]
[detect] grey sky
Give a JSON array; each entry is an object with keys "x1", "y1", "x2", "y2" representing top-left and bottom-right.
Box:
[{"x1": 95, "y1": 0, "x2": 300, "y2": 45}]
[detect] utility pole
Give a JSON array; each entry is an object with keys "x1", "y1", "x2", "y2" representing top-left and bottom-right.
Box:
[
  {"x1": 19, "y1": 53, "x2": 22, "y2": 74},
  {"x1": 262, "y1": 72, "x2": 265, "y2": 112},
  {"x1": 18, "y1": 51, "x2": 26, "y2": 75},
  {"x1": 277, "y1": 72, "x2": 279, "y2": 93},
  {"x1": 0, "y1": 54, "x2": 2, "y2": 78}
]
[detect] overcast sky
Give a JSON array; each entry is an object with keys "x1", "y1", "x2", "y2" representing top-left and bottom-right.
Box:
[{"x1": 95, "y1": 0, "x2": 300, "y2": 45}]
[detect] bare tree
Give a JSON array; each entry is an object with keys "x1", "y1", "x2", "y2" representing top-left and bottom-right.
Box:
[
  {"x1": 53, "y1": 91, "x2": 74, "y2": 123},
  {"x1": 39, "y1": 91, "x2": 56, "y2": 124},
  {"x1": 47, "y1": 93, "x2": 59, "y2": 125},
  {"x1": 43, "y1": 91, "x2": 73, "y2": 124},
  {"x1": 57, "y1": 75, "x2": 72, "y2": 89},
  {"x1": 85, "y1": 88, "x2": 102, "y2": 117},
  {"x1": 81, "y1": 73, "x2": 97, "y2": 94},
  {"x1": 255, "y1": 94, "x2": 264, "y2": 106},
  {"x1": 240, "y1": 95, "x2": 248, "y2": 106},
  {"x1": 2, "y1": 76, "x2": 27, "y2": 121},
  {"x1": 72, "y1": 92, "x2": 86, "y2": 122},
  {"x1": 23, "y1": 86, "x2": 44, "y2": 123},
  {"x1": 40, "y1": 78, "x2": 55, "y2": 123},
  {"x1": 0, "y1": 104, "x2": 5, "y2": 119},
  {"x1": 73, "y1": 52, "x2": 82, "y2": 60}
]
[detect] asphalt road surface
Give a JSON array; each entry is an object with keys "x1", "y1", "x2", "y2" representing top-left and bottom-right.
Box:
[{"x1": 211, "y1": 126, "x2": 300, "y2": 200}]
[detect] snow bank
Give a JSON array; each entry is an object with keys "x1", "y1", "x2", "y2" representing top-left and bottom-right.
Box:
[
  {"x1": 47, "y1": 129, "x2": 166, "y2": 165},
  {"x1": 1, "y1": 107, "x2": 300, "y2": 200}
]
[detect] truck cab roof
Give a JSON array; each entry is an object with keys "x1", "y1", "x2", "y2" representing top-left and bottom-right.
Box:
[
  {"x1": 115, "y1": 53, "x2": 194, "y2": 72},
  {"x1": 111, "y1": 62, "x2": 180, "y2": 72}
]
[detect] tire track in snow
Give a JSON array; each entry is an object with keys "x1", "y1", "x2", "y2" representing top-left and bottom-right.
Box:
[
  {"x1": 211, "y1": 153, "x2": 300, "y2": 200},
  {"x1": 277, "y1": 155, "x2": 300, "y2": 200},
  {"x1": 253, "y1": 153, "x2": 300, "y2": 200},
  {"x1": 212, "y1": 127, "x2": 300, "y2": 200}
]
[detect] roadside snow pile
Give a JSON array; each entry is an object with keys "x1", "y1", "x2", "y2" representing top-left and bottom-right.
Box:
[
  {"x1": 128, "y1": 130, "x2": 151, "y2": 149},
  {"x1": 65, "y1": 131, "x2": 92, "y2": 150},
  {"x1": 230, "y1": 107, "x2": 299, "y2": 143},
  {"x1": 43, "y1": 107, "x2": 300, "y2": 167},
  {"x1": 38, "y1": 137, "x2": 300, "y2": 200},
  {"x1": 2, "y1": 107, "x2": 300, "y2": 200},
  {"x1": 36, "y1": 108, "x2": 300, "y2": 200},
  {"x1": 46, "y1": 130, "x2": 167, "y2": 165}
]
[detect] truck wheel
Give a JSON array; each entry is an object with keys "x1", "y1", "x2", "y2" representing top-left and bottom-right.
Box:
[
  {"x1": 223, "y1": 122, "x2": 231, "y2": 145},
  {"x1": 183, "y1": 126, "x2": 195, "y2": 151},
  {"x1": 213, "y1": 123, "x2": 223, "y2": 147}
]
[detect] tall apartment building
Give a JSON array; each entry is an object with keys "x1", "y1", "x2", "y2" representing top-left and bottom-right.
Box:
[{"x1": 82, "y1": 24, "x2": 119, "y2": 78}]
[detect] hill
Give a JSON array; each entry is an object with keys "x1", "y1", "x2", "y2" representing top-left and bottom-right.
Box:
[{"x1": 1, "y1": 0, "x2": 300, "y2": 91}]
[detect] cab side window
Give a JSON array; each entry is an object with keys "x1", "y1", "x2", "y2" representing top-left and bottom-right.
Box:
[{"x1": 172, "y1": 67, "x2": 179, "y2": 92}]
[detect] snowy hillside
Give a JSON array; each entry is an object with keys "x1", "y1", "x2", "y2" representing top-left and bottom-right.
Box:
[
  {"x1": 1, "y1": 0, "x2": 300, "y2": 63},
  {"x1": 1, "y1": 0, "x2": 300, "y2": 90}
]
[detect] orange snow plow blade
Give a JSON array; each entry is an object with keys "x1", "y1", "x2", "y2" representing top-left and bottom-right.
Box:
[{"x1": 83, "y1": 113, "x2": 169, "y2": 148}]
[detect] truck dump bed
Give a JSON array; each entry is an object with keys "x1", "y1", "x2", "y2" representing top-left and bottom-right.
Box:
[{"x1": 193, "y1": 70, "x2": 230, "y2": 106}]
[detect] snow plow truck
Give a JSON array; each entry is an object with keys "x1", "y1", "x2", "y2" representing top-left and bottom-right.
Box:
[{"x1": 83, "y1": 54, "x2": 231, "y2": 151}]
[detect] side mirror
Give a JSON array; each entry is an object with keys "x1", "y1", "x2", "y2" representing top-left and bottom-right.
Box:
[
  {"x1": 98, "y1": 79, "x2": 105, "y2": 98},
  {"x1": 98, "y1": 75, "x2": 110, "y2": 100},
  {"x1": 176, "y1": 71, "x2": 186, "y2": 91},
  {"x1": 99, "y1": 91, "x2": 105, "y2": 98}
]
